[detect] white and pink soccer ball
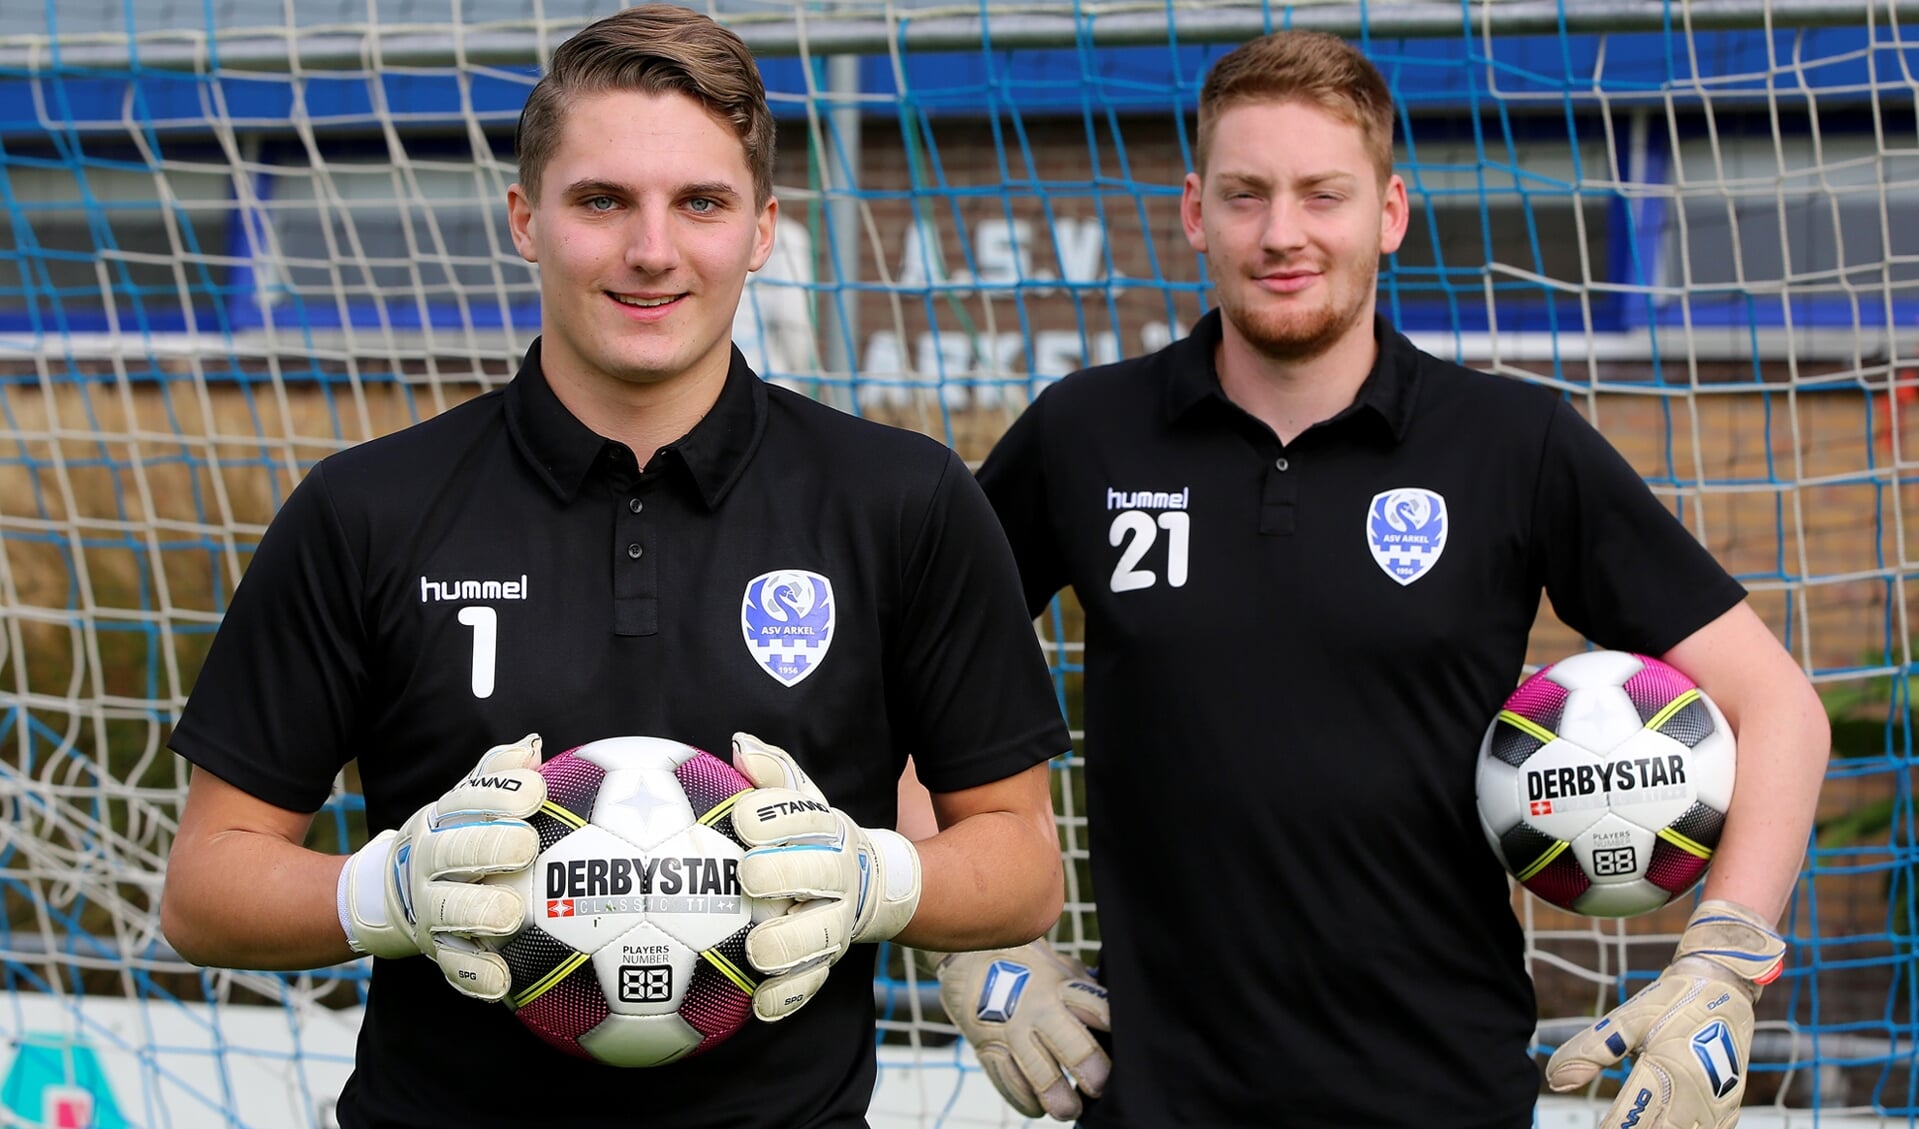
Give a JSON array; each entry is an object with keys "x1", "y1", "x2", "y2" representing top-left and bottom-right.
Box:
[
  {"x1": 1475, "y1": 651, "x2": 1737, "y2": 917},
  {"x1": 483, "y1": 736, "x2": 780, "y2": 1067}
]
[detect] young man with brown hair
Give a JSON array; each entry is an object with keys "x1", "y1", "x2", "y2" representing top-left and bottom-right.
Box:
[
  {"x1": 159, "y1": 7, "x2": 1070, "y2": 1127},
  {"x1": 931, "y1": 29, "x2": 1829, "y2": 1129}
]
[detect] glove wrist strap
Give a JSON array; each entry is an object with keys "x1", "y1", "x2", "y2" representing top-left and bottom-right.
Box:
[
  {"x1": 857, "y1": 828, "x2": 922, "y2": 943},
  {"x1": 1676, "y1": 898, "x2": 1787, "y2": 993},
  {"x1": 931, "y1": 940, "x2": 1040, "y2": 973},
  {"x1": 336, "y1": 858, "x2": 363, "y2": 955},
  {"x1": 341, "y1": 830, "x2": 403, "y2": 957}
]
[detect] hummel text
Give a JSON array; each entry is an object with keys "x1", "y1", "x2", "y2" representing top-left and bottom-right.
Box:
[
  {"x1": 1106, "y1": 488, "x2": 1189, "y2": 511},
  {"x1": 420, "y1": 574, "x2": 529, "y2": 602}
]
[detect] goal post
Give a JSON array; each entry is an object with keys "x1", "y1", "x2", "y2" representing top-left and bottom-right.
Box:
[{"x1": 0, "y1": 0, "x2": 1915, "y2": 1125}]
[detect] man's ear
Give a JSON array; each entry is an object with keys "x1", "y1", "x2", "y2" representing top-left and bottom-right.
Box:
[
  {"x1": 1181, "y1": 171, "x2": 1208, "y2": 255},
  {"x1": 1378, "y1": 173, "x2": 1409, "y2": 258},
  {"x1": 507, "y1": 183, "x2": 538, "y2": 263},
  {"x1": 749, "y1": 195, "x2": 780, "y2": 274}
]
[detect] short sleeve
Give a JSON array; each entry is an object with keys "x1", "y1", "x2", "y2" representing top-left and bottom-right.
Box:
[
  {"x1": 976, "y1": 392, "x2": 1069, "y2": 617},
  {"x1": 887, "y1": 449, "x2": 1071, "y2": 794},
  {"x1": 1535, "y1": 398, "x2": 1747, "y2": 654},
  {"x1": 169, "y1": 463, "x2": 368, "y2": 812}
]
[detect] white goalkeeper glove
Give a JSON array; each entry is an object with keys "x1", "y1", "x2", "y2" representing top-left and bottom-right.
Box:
[
  {"x1": 1546, "y1": 899, "x2": 1786, "y2": 1129},
  {"x1": 730, "y1": 732, "x2": 922, "y2": 1022},
  {"x1": 337, "y1": 735, "x2": 546, "y2": 1002},
  {"x1": 936, "y1": 940, "x2": 1111, "y2": 1121}
]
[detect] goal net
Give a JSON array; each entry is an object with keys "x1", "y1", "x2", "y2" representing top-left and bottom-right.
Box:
[{"x1": 0, "y1": 0, "x2": 1913, "y2": 1125}]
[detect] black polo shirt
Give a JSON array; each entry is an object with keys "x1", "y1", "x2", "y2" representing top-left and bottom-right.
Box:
[
  {"x1": 171, "y1": 342, "x2": 1070, "y2": 1129},
  {"x1": 977, "y1": 310, "x2": 1746, "y2": 1129}
]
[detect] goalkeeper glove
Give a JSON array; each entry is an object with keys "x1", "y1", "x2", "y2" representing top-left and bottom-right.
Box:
[
  {"x1": 936, "y1": 940, "x2": 1111, "y2": 1121},
  {"x1": 1546, "y1": 898, "x2": 1786, "y2": 1129},
  {"x1": 730, "y1": 732, "x2": 922, "y2": 1022},
  {"x1": 338, "y1": 735, "x2": 546, "y2": 1002}
]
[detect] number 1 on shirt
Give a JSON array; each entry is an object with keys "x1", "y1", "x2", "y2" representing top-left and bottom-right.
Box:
[{"x1": 457, "y1": 606, "x2": 498, "y2": 698}]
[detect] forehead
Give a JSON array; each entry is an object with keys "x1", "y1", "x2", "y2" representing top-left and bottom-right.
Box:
[
  {"x1": 542, "y1": 88, "x2": 751, "y2": 190},
  {"x1": 1205, "y1": 98, "x2": 1374, "y2": 180}
]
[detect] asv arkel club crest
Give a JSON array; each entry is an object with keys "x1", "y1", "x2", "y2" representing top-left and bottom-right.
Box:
[
  {"x1": 1366, "y1": 488, "x2": 1448, "y2": 585},
  {"x1": 741, "y1": 570, "x2": 836, "y2": 686}
]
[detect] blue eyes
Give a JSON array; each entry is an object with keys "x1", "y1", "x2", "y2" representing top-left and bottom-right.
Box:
[{"x1": 579, "y1": 196, "x2": 722, "y2": 214}]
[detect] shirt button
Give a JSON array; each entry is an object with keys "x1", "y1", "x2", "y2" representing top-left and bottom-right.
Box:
[
  {"x1": 627, "y1": 543, "x2": 643, "y2": 559},
  {"x1": 1275, "y1": 457, "x2": 1290, "y2": 472},
  {"x1": 628, "y1": 498, "x2": 643, "y2": 514}
]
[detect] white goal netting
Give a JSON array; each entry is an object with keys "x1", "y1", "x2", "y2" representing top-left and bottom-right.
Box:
[{"x1": 0, "y1": 0, "x2": 1914, "y2": 1124}]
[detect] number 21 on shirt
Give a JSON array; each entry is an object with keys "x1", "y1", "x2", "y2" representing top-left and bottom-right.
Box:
[{"x1": 1109, "y1": 510, "x2": 1189, "y2": 593}]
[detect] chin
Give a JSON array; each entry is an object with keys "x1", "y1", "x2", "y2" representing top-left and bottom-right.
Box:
[
  {"x1": 586, "y1": 351, "x2": 679, "y2": 385},
  {"x1": 1238, "y1": 299, "x2": 1370, "y2": 359},
  {"x1": 610, "y1": 339, "x2": 731, "y2": 385},
  {"x1": 1236, "y1": 313, "x2": 1336, "y2": 357}
]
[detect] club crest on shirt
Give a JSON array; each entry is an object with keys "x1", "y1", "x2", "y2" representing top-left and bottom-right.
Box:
[
  {"x1": 741, "y1": 570, "x2": 836, "y2": 686},
  {"x1": 1366, "y1": 488, "x2": 1448, "y2": 585}
]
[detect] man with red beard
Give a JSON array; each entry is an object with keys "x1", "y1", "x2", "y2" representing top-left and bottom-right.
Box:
[{"x1": 928, "y1": 29, "x2": 1829, "y2": 1129}]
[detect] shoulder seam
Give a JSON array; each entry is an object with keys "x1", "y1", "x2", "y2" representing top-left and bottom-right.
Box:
[
  {"x1": 1526, "y1": 394, "x2": 1568, "y2": 573},
  {"x1": 302, "y1": 461, "x2": 370, "y2": 645},
  {"x1": 900, "y1": 449, "x2": 958, "y2": 606}
]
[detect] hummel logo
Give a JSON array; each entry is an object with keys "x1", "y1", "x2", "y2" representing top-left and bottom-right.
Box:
[
  {"x1": 420, "y1": 574, "x2": 529, "y2": 602},
  {"x1": 1105, "y1": 488, "x2": 1189, "y2": 511}
]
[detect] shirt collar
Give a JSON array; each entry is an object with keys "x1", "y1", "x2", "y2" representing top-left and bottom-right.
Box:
[
  {"x1": 663, "y1": 347, "x2": 766, "y2": 509},
  {"x1": 504, "y1": 339, "x2": 766, "y2": 508},
  {"x1": 1161, "y1": 309, "x2": 1422, "y2": 443}
]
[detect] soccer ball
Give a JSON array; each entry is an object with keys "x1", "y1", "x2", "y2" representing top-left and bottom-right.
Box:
[
  {"x1": 1475, "y1": 651, "x2": 1736, "y2": 917},
  {"x1": 484, "y1": 736, "x2": 771, "y2": 1067}
]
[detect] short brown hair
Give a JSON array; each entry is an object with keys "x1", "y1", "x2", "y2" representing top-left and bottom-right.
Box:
[
  {"x1": 515, "y1": 4, "x2": 776, "y2": 206},
  {"x1": 1195, "y1": 31, "x2": 1395, "y2": 183}
]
